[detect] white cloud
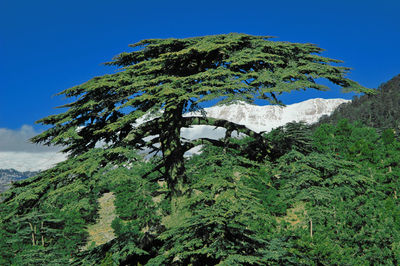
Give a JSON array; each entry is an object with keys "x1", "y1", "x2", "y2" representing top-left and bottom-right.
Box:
[
  {"x1": 0, "y1": 125, "x2": 61, "y2": 153},
  {"x1": 0, "y1": 125, "x2": 66, "y2": 171},
  {"x1": 0, "y1": 152, "x2": 67, "y2": 172}
]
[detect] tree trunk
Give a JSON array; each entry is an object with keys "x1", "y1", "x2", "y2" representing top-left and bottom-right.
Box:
[
  {"x1": 159, "y1": 102, "x2": 187, "y2": 197},
  {"x1": 29, "y1": 222, "x2": 35, "y2": 246},
  {"x1": 41, "y1": 221, "x2": 45, "y2": 247},
  {"x1": 34, "y1": 225, "x2": 37, "y2": 246}
]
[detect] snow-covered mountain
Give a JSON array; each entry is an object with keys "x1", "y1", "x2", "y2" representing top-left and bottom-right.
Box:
[
  {"x1": 0, "y1": 98, "x2": 348, "y2": 172},
  {"x1": 193, "y1": 98, "x2": 348, "y2": 133},
  {"x1": 182, "y1": 98, "x2": 349, "y2": 141}
]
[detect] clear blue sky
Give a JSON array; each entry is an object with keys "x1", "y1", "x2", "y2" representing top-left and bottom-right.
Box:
[{"x1": 1, "y1": 0, "x2": 399, "y2": 130}]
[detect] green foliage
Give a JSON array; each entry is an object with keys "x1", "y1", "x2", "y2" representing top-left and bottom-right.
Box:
[
  {"x1": 313, "y1": 119, "x2": 381, "y2": 162},
  {"x1": 100, "y1": 252, "x2": 115, "y2": 266},
  {"x1": 264, "y1": 121, "x2": 313, "y2": 161},
  {"x1": 276, "y1": 121, "x2": 400, "y2": 264},
  {"x1": 109, "y1": 166, "x2": 167, "y2": 241}
]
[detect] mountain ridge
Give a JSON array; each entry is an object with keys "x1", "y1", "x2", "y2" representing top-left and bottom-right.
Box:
[
  {"x1": 196, "y1": 98, "x2": 349, "y2": 133},
  {"x1": 0, "y1": 168, "x2": 39, "y2": 194}
]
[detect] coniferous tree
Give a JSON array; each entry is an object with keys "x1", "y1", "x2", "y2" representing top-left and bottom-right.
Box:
[{"x1": 31, "y1": 33, "x2": 371, "y2": 196}]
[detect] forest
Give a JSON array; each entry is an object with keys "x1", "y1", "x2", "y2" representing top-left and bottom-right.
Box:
[{"x1": 0, "y1": 34, "x2": 399, "y2": 265}]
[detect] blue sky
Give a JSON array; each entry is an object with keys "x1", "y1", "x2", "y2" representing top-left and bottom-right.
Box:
[{"x1": 1, "y1": 0, "x2": 399, "y2": 131}]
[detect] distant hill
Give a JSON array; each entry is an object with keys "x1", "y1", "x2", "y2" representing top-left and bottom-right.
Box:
[
  {"x1": 0, "y1": 169, "x2": 38, "y2": 194},
  {"x1": 318, "y1": 74, "x2": 400, "y2": 130}
]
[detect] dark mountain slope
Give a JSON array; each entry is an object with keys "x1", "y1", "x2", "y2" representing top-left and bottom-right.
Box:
[
  {"x1": 0, "y1": 169, "x2": 38, "y2": 194},
  {"x1": 318, "y1": 74, "x2": 400, "y2": 130}
]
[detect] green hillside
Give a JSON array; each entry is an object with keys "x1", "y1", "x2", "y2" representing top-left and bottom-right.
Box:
[{"x1": 318, "y1": 74, "x2": 400, "y2": 130}]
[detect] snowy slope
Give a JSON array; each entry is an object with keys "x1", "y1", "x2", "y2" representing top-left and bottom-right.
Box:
[
  {"x1": 196, "y1": 98, "x2": 349, "y2": 133},
  {"x1": 182, "y1": 98, "x2": 349, "y2": 142}
]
